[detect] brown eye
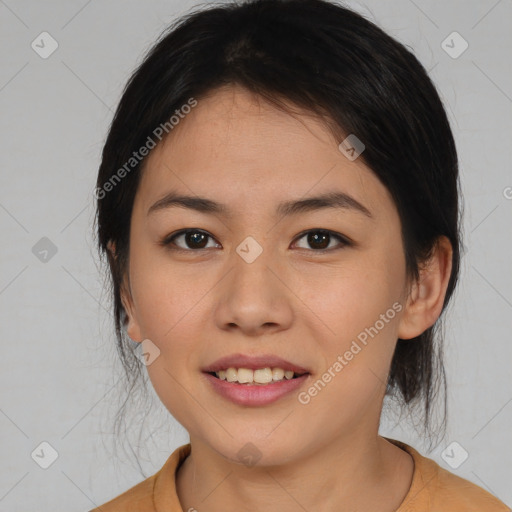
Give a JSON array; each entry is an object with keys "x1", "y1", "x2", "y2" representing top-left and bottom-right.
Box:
[
  {"x1": 294, "y1": 230, "x2": 350, "y2": 251},
  {"x1": 163, "y1": 229, "x2": 219, "y2": 251},
  {"x1": 161, "y1": 228, "x2": 350, "y2": 253}
]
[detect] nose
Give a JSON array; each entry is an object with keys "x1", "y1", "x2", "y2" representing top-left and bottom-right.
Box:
[{"x1": 213, "y1": 242, "x2": 294, "y2": 337}]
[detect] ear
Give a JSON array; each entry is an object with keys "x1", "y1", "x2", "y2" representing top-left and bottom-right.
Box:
[
  {"x1": 120, "y1": 279, "x2": 143, "y2": 343},
  {"x1": 107, "y1": 239, "x2": 116, "y2": 256},
  {"x1": 397, "y1": 236, "x2": 453, "y2": 340},
  {"x1": 108, "y1": 239, "x2": 143, "y2": 343}
]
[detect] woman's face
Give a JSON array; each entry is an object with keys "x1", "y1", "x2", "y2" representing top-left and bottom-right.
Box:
[{"x1": 122, "y1": 85, "x2": 412, "y2": 465}]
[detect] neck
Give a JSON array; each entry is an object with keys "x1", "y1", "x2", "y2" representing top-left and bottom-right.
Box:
[{"x1": 176, "y1": 432, "x2": 414, "y2": 512}]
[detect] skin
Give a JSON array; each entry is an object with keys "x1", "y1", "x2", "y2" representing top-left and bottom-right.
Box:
[{"x1": 118, "y1": 84, "x2": 453, "y2": 512}]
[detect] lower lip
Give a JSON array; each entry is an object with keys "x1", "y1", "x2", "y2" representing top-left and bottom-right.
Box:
[{"x1": 203, "y1": 372, "x2": 309, "y2": 406}]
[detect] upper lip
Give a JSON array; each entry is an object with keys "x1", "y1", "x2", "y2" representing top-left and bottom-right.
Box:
[{"x1": 202, "y1": 353, "x2": 310, "y2": 374}]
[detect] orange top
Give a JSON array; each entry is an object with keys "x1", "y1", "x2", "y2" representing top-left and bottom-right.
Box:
[{"x1": 90, "y1": 437, "x2": 509, "y2": 511}]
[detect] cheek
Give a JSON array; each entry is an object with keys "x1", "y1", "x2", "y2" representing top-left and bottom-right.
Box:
[
  {"x1": 296, "y1": 246, "x2": 406, "y2": 344},
  {"x1": 292, "y1": 250, "x2": 405, "y2": 428},
  {"x1": 128, "y1": 241, "x2": 210, "y2": 338},
  {"x1": 128, "y1": 253, "x2": 209, "y2": 423}
]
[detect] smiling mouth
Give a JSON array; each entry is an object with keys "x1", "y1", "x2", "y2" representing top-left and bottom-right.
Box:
[{"x1": 206, "y1": 367, "x2": 308, "y2": 385}]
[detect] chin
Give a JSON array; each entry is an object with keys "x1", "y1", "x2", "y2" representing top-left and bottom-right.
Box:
[{"x1": 205, "y1": 432, "x2": 307, "y2": 469}]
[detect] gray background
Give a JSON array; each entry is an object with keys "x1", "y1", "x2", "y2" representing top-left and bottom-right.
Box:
[{"x1": 1, "y1": 0, "x2": 511, "y2": 510}]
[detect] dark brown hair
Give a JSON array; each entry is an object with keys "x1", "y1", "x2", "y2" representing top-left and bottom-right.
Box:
[{"x1": 95, "y1": 0, "x2": 462, "y2": 456}]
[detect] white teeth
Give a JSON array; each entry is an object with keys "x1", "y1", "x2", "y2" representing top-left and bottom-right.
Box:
[
  {"x1": 237, "y1": 368, "x2": 253, "y2": 384},
  {"x1": 272, "y1": 368, "x2": 284, "y2": 380},
  {"x1": 254, "y1": 368, "x2": 273, "y2": 384},
  {"x1": 225, "y1": 368, "x2": 238, "y2": 382},
  {"x1": 214, "y1": 367, "x2": 302, "y2": 384}
]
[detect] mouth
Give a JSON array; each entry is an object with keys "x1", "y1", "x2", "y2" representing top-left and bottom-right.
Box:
[
  {"x1": 206, "y1": 367, "x2": 309, "y2": 385},
  {"x1": 201, "y1": 354, "x2": 311, "y2": 406}
]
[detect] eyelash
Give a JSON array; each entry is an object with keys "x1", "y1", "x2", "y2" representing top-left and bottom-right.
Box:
[{"x1": 159, "y1": 228, "x2": 352, "y2": 253}]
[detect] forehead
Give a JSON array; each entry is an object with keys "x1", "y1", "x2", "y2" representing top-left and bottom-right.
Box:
[{"x1": 135, "y1": 85, "x2": 393, "y2": 220}]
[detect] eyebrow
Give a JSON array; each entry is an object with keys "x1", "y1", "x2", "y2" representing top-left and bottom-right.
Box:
[{"x1": 147, "y1": 190, "x2": 373, "y2": 218}]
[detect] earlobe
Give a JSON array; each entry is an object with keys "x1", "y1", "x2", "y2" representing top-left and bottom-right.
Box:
[
  {"x1": 126, "y1": 317, "x2": 143, "y2": 344},
  {"x1": 119, "y1": 270, "x2": 143, "y2": 343},
  {"x1": 397, "y1": 236, "x2": 453, "y2": 340},
  {"x1": 107, "y1": 240, "x2": 116, "y2": 256},
  {"x1": 109, "y1": 239, "x2": 143, "y2": 343},
  {"x1": 121, "y1": 288, "x2": 143, "y2": 343}
]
